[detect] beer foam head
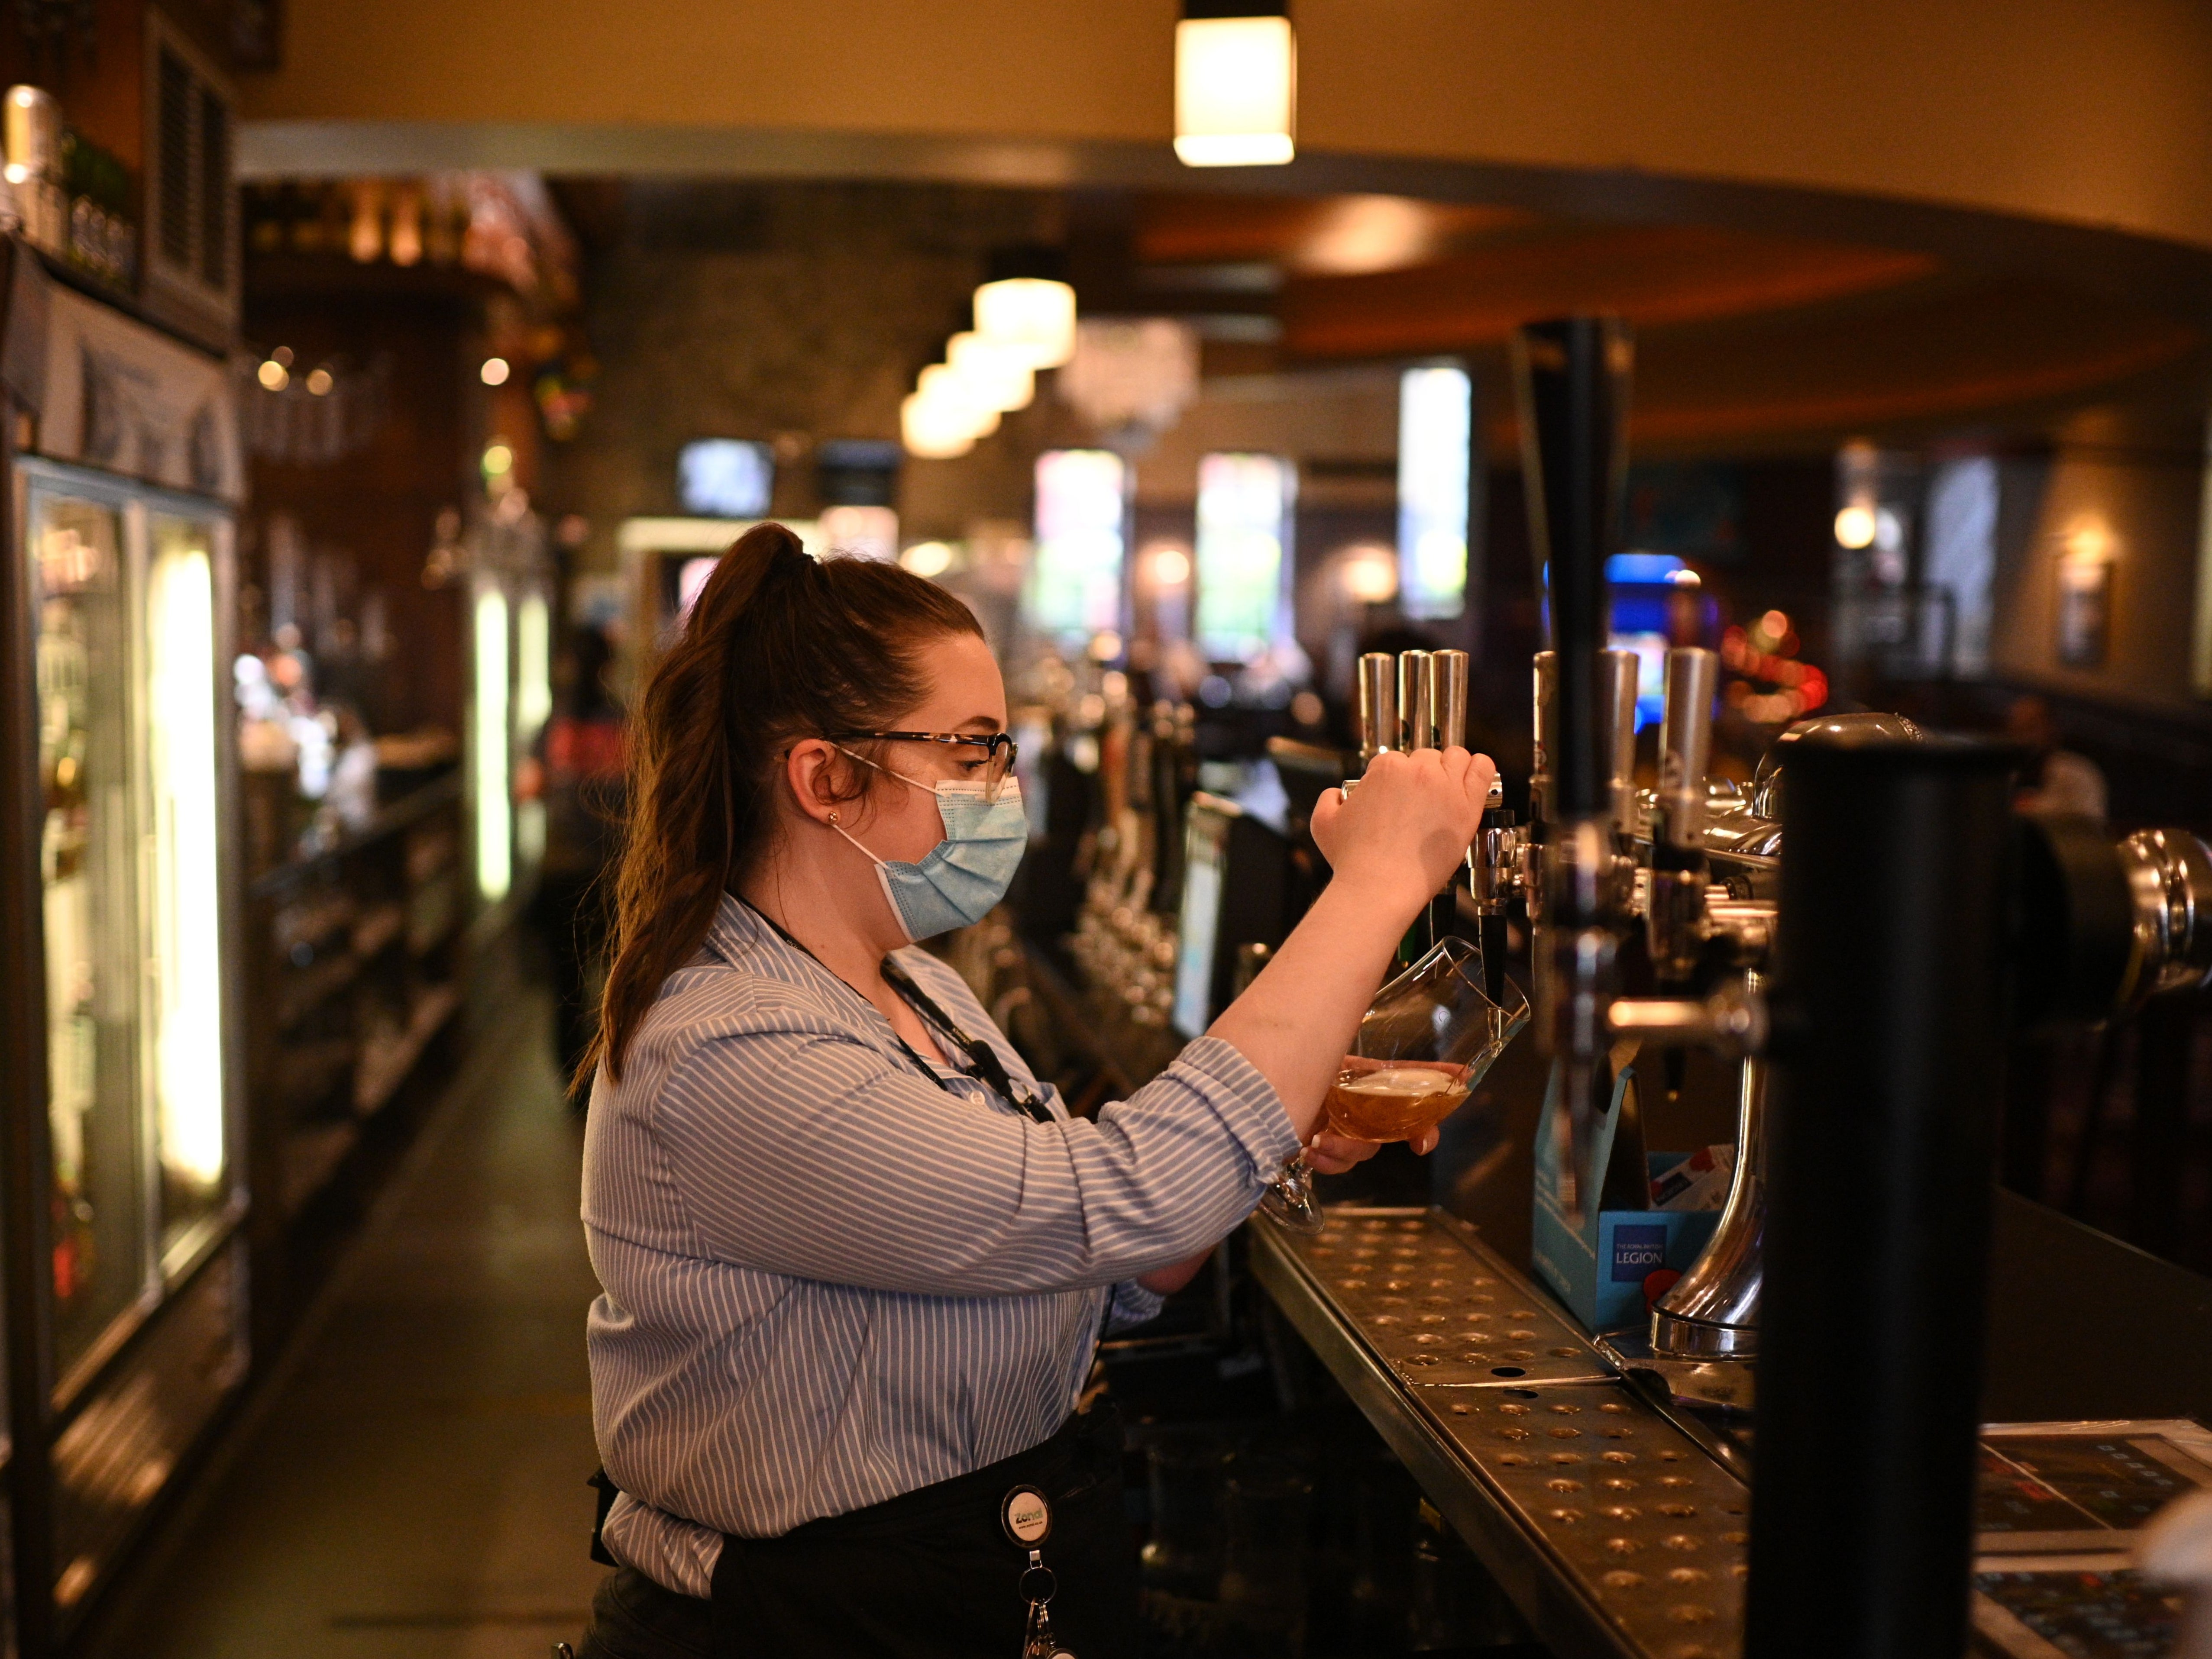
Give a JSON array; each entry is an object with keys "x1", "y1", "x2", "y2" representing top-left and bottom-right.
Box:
[{"x1": 1339, "y1": 1067, "x2": 1458, "y2": 1097}]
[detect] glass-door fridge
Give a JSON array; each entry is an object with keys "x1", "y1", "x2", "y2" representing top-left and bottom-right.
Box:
[{"x1": 4, "y1": 458, "x2": 246, "y2": 1653}]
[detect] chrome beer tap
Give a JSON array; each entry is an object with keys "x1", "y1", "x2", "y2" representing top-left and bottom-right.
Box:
[
  {"x1": 1355, "y1": 651, "x2": 1396, "y2": 771},
  {"x1": 1608, "y1": 667, "x2": 1923, "y2": 1360},
  {"x1": 1616, "y1": 646, "x2": 1779, "y2": 1358},
  {"x1": 1348, "y1": 648, "x2": 1476, "y2": 952},
  {"x1": 1397, "y1": 650, "x2": 1436, "y2": 753},
  {"x1": 1433, "y1": 649, "x2": 1470, "y2": 756},
  {"x1": 1608, "y1": 681, "x2": 2212, "y2": 1368}
]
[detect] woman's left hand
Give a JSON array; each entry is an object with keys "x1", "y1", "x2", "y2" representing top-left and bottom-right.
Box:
[{"x1": 1307, "y1": 1125, "x2": 1439, "y2": 1174}]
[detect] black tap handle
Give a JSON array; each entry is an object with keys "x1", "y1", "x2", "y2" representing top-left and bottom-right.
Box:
[{"x1": 1513, "y1": 316, "x2": 1632, "y2": 828}]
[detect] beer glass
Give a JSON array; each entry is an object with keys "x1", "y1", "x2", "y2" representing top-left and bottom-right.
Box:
[{"x1": 1259, "y1": 937, "x2": 1530, "y2": 1231}]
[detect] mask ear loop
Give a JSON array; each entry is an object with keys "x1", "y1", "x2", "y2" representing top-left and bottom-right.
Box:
[{"x1": 835, "y1": 742, "x2": 940, "y2": 800}]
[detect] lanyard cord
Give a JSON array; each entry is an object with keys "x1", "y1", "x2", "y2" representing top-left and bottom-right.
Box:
[
  {"x1": 736, "y1": 901, "x2": 1116, "y2": 1365},
  {"x1": 878, "y1": 957, "x2": 1054, "y2": 1124},
  {"x1": 735, "y1": 898, "x2": 1053, "y2": 1124}
]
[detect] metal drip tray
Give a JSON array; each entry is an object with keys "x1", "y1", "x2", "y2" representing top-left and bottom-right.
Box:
[
  {"x1": 1252, "y1": 1205, "x2": 1752, "y2": 1659},
  {"x1": 1426, "y1": 1381, "x2": 1750, "y2": 1657},
  {"x1": 1284, "y1": 1207, "x2": 1614, "y2": 1388}
]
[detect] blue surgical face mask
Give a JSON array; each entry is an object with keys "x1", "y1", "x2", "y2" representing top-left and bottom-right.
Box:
[{"x1": 829, "y1": 749, "x2": 1028, "y2": 942}]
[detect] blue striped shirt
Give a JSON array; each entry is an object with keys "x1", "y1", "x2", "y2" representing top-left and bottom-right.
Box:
[{"x1": 582, "y1": 895, "x2": 1297, "y2": 1595}]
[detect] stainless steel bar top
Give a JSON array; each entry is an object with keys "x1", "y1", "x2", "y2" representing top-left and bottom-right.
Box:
[{"x1": 1248, "y1": 1205, "x2": 1750, "y2": 1659}]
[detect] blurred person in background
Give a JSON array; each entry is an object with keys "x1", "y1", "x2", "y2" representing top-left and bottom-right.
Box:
[
  {"x1": 2008, "y1": 694, "x2": 2108, "y2": 823},
  {"x1": 535, "y1": 622, "x2": 627, "y2": 1084}
]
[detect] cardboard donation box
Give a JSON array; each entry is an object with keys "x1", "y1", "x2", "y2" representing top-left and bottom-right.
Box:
[{"x1": 1531, "y1": 1056, "x2": 1723, "y2": 1333}]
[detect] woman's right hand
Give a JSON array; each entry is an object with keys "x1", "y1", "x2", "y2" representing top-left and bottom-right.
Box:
[
  {"x1": 1207, "y1": 744, "x2": 1497, "y2": 1146},
  {"x1": 1309, "y1": 746, "x2": 1495, "y2": 919}
]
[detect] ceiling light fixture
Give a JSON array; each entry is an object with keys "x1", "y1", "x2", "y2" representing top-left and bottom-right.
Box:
[
  {"x1": 946, "y1": 331, "x2": 1036, "y2": 413},
  {"x1": 973, "y1": 245, "x2": 1078, "y2": 370},
  {"x1": 901, "y1": 393, "x2": 978, "y2": 460},
  {"x1": 1175, "y1": 1, "x2": 1296, "y2": 168},
  {"x1": 916, "y1": 366, "x2": 1001, "y2": 441}
]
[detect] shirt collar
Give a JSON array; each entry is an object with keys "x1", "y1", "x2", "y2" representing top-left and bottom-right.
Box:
[{"x1": 704, "y1": 892, "x2": 944, "y2": 1062}]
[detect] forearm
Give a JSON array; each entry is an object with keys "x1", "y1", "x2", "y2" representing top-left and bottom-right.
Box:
[{"x1": 1206, "y1": 871, "x2": 1425, "y2": 1143}]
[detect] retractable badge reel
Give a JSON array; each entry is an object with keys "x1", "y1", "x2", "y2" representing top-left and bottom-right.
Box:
[{"x1": 1001, "y1": 1485, "x2": 1074, "y2": 1659}]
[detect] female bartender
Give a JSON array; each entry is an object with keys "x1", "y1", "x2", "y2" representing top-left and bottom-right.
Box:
[{"x1": 575, "y1": 523, "x2": 1493, "y2": 1658}]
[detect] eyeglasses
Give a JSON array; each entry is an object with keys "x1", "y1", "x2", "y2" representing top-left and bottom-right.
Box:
[{"x1": 830, "y1": 730, "x2": 1021, "y2": 801}]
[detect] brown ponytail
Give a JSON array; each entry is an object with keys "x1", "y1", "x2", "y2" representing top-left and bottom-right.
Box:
[{"x1": 579, "y1": 523, "x2": 983, "y2": 1088}]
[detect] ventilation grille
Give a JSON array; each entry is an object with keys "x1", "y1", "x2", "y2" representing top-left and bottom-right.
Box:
[
  {"x1": 197, "y1": 85, "x2": 228, "y2": 290},
  {"x1": 157, "y1": 47, "x2": 191, "y2": 267},
  {"x1": 144, "y1": 21, "x2": 237, "y2": 324}
]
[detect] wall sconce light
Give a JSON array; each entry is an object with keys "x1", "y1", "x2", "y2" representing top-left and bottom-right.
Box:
[
  {"x1": 1339, "y1": 542, "x2": 1399, "y2": 604},
  {"x1": 2056, "y1": 520, "x2": 2115, "y2": 668},
  {"x1": 1144, "y1": 543, "x2": 1193, "y2": 588},
  {"x1": 1175, "y1": 1, "x2": 1296, "y2": 168}
]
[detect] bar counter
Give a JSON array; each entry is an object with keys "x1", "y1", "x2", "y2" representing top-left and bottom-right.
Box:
[
  {"x1": 991, "y1": 901, "x2": 2212, "y2": 1656},
  {"x1": 1244, "y1": 1052, "x2": 2212, "y2": 1659}
]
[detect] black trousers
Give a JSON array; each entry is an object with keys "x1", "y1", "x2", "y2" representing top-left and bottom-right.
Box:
[{"x1": 577, "y1": 1405, "x2": 1136, "y2": 1658}]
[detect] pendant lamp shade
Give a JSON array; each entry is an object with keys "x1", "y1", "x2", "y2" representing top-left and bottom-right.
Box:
[
  {"x1": 973, "y1": 277, "x2": 1077, "y2": 370},
  {"x1": 1175, "y1": 5, "x2": 1296, "y2": 168},
  {"x1": 902, "y1": 391, "x2": 976, "y2": 459},
  {"x1": 947, "y1": 331, "x2": 1037, "y2": 412},
  {"x1": 917, "y1": 366, "x2": 1002, "y2": 439}
]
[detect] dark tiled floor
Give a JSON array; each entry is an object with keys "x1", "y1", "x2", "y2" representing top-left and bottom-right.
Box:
[{"x1": 94, "y1": 989, "x2": 607, "y2": 1659}]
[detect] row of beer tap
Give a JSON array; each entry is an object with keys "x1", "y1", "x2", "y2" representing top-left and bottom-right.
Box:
[
  {"x1": 1426, "y1": 314, "x2": 2212, "y2": 1659},
  {"x1": 1338, "y1": 317, "x2": 2212, "y2": 1372},
  {"x1": 1066, "y1": 687, "x2": 1197, "y2": 1030},
  {"x1": 1033, "y1": 312, "x2": 2212, "y2": 1659}
]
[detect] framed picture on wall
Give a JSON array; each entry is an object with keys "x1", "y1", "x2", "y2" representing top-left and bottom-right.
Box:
[{"x1": 2056, "y1": 553, "x2": 2110, "y2": 668}]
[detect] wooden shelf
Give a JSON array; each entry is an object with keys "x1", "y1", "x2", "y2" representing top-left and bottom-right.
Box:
[
  {"x1": 353, "y1": 984, "x2": 461, "y2": 1118},
  {"x1": 280, "y1": 1123, "x2": 359, "y2": 1220},
  {"x1": 250, "y1": 773, "x2": 461, "y2": 900},
  {"x1": 351, "y1": 901, "x2": 406, "y2": 960},
  {"x1": 274, "y1": 949, "x2": 361, "y2": 1033}
]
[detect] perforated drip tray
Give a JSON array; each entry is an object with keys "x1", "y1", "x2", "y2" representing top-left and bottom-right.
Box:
[
  {"x1": 1426, "y1": 1381, "x2": 1751, "y2": 1656},
  {"x1": 1253, "y1": 1205, "x2": 1752, "y2": 1659},
  {"x1": 1285, "y1": 1206, "x2": 1614, "y2": 1388},
  {"x1": 1255, "y1": 1206, "x2": 2212, "y2": 1659}
]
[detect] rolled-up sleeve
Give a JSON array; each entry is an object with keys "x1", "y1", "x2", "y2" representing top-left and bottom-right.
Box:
[
  {"x1": 650, "y1": 1014, "x2": 1298, "y2": 1298},
  {"x1": 1106, "y1": 1280, "x2": 1168, "y2": 1333}
]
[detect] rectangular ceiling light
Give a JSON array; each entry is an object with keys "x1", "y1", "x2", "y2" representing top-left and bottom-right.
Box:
[{"x1": 1175, "y1": 8, "x2": 1296, "y2": 168}]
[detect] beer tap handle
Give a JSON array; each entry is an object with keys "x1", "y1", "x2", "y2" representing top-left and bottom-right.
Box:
[
  {"x1": 1604, "y1": 648, "x2": 1640, "y2": 839},
  {"x1": 1433, "y1": 650, "x2": 1469, "y2": 751},
  {"x1": 1514, "y1": 313, "x2": 1635, "y2": 1221},
  {"x1": 1477, "y1": 775, "x2": 1514, "y2": 1001},
  {"x1": 1657, "y1": 647, "x2": 1720, "y2": 851},
  {"x1": 1648, "y1": 647, "x2": 1721, "y2": 985},
  {"x1": 1355, "y1": 652, "x2": 1397, "y2": 774},
  {"x1": 1427, "y1": 650, "x2": 1471, "y2": 950},
  {"x1": 1397, "y1": 651, "x2": 1436, "y2": 753}
]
